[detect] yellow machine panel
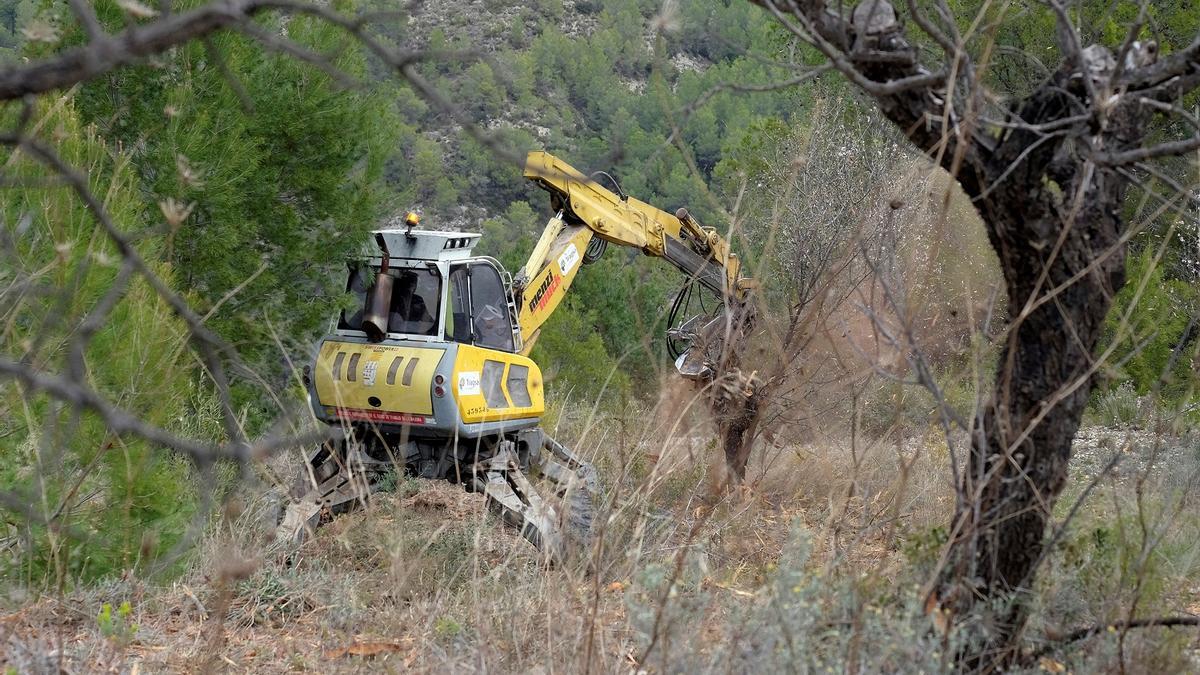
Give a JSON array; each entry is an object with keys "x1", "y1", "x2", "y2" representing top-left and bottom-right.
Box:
[
  {"x1": 524, "y1": 150, "x2": 746, "y2": 294},
  {"x1": 453, "y1": 344, "x2": 544, "y2": 424},
  {"x1": 518, "y1": 225, "x2": 594, "y2": 352},
  {"x1": 314, "y1": 341, "x2": 443, "y2": 422}
]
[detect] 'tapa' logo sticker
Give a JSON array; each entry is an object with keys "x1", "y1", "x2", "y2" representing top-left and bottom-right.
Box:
[{"x1": 458, "y1": 371, "x2": 481, "y2": 396}]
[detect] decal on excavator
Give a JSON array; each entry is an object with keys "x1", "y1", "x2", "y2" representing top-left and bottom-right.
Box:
[
  {"x1": 527, "y1": 270, "x2": 560, "y2": 313},
  {"x1": 558, "y1": 243, "x2": 580, "y2": 275},
  {"x1": 457, "y1": 371, "x2": 481, "y2": 395},
  {"x1": 517, "y1": 224, "x2": 597, "y2": 354},
  {"x1": 452, "y1": 344, "x2": 544, "y2": 424},
  {"x1": 332, "y1": 409, "x2": 429, "y2": 425}
]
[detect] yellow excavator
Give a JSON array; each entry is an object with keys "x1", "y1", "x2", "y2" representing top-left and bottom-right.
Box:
[{"x1": 276, "y1": 152, "x2": 755, "y2": 559}]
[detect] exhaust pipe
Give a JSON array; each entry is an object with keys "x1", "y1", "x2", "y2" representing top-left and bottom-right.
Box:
[{"x1": 362, "y1": 233, "x2": 392, "y2": 342}]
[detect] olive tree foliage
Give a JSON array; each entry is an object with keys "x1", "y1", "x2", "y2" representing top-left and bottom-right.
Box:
[
  {"x1": 721, "y1": 96, "x2": 900, "y2": 314},
  {"x1": 712, "y1": 95, "x2": 907, "y2": 472},
  {"x1": 739, "y1": 0, "x2": 1200, "y2": 667}
]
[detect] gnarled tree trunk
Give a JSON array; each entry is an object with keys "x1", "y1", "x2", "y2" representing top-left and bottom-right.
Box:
[
  {"x1": 934, "y1": 79, "x2": 1150, "y2": 664},
  {"x1": 744, "y1": 0, "x2": 1193, "y2": 668}
]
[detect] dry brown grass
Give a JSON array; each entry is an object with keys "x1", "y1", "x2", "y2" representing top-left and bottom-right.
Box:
[{"x1": 2, "y1": 396, "x2": 1197, "y2": 673}]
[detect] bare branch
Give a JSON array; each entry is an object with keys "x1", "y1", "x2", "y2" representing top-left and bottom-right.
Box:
[
  {"x1": 1108, "y1": 0, "x2": 1151, "y2": 86},
  {"x1": 1121, "y1": 34, "x2": 1200, "y2": 91},
  {"x1": 67, "y1": 0, "x2": 105, "y2": 42},
  {"x1": 1096, "y1": 134, "x2": 1200, "y2": 166},
  {"x1": 0, "y1": 357, "x2": 224, "y2": 462},
  {"x1": 1029, "y1": 616, "x2": 1200, "y2": 659},
  {"x1": 904, "y1": 0, "x2": 957, "y2": 58},
  {"x1": 0, "y1": 0, "x2": 272, "y2": 100},
  {"x1": 202, "y1": 36, "x2": 254, "y2": 112},
  {"x1": 234, "y1": 19, "x2": 360, "y2": 89}
]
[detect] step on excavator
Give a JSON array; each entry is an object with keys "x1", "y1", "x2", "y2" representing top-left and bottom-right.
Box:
[{"x1": 276, "y1": 152, "x2": 755, "y2": 561}]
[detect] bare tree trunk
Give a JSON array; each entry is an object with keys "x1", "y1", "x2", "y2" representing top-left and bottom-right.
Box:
[
  {"x1": 713, "y1": 308, "x2": 762, "y2": 482},
  {"x1": 718, "y1": 389, "x2": 761, "y2": 481}
]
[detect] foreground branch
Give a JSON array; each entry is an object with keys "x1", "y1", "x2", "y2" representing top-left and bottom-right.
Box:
[
  {"x1": 1, "y1": 355, "x2": 337, "y2": 463},
  {"x1": 0, "y1": 357, "x2": 224, "y2": 462},
  {"x1": 1027, "y1": 616, "x2": 1200, "y2": 661},
  {"x1": 0, "y1": 0, "x2": 275, "y2": 100}
]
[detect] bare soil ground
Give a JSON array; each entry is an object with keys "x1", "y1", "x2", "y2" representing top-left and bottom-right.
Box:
[{"x1": 3, "y1": 481, "x2": 630, "y2": 673}]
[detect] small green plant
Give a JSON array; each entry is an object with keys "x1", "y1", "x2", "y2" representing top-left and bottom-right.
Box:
[
  {"x1": 376, "y1": 468, "x2": 399, "y2": 493},
  {"x1": 902, "y1": 525, "x2": 949, "y2": 572},
  {"x1": 434, "y1": 615, "x2": 462, "y2": 638},
  {"x1": 1090, "y1": 382, "x2": 1143, "y2": 428},
  {"x1": 96, "y1": 601, "x2": 138, "y2": 646},
  {"x1": 376, "y1": 471, "x2": 421, "y2": 497}
]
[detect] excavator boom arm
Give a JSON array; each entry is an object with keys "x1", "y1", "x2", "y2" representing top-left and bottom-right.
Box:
[
  {"x1": 515, "y1": 152, "x2": 753, "y2": 372},
  {"x1": 523, "y1": 152, "x2": 746, "y2": 293}
]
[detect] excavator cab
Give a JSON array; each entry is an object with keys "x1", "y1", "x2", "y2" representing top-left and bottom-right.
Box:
[
  {"x1": 309, "y1": 228, "x2": 539, "y2": 436},
  {"x1": 339, "y1": 258, "x2": 515, "y2": 348}
]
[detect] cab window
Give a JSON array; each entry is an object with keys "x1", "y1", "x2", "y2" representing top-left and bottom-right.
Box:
[
  {"x1": 470, "y1": 263, "x2": 514, "y2": 352},
  {"x1": 338, "y1": 263, "x2": 441, "y2": 337},
  {"x1": 387, "y1": 267, "x2": 440, "y2": 336},
  {"x1": 446, "y1": 266, "x2": 472, "y2": 343},
  {"x1": 445, "y1": 263, "x2": 515, "y2": 351}
]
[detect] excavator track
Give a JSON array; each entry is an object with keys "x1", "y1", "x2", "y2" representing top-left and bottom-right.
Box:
[{"x1": 274, "y1": 433, "x2": 598, "y2": 564}]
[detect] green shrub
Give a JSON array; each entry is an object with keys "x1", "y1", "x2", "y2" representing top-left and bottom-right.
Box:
[
  {"x1": 0, "y1": 101, "x2": 220, "y2": 588},
  {"x1": 901, "y1": 524, "x2": 949, "y2": 573},
  {"x1": 1088, "y1": 382, "x2": 1144, "y2": 428},
  {"x1": 625, "y1": 522, "x2": 962, "y2": 672},
  {"x1": 434, "y1": 615, "x2": 463, "y2": 639},
  {"x1": 1098, "y1": 249, "x2": 1199, "y2": 402}
]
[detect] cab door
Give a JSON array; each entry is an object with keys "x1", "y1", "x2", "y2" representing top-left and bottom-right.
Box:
[
  {"x1": 445, "y1": 261, "x2": 543, "y2": 423},
  {"x1": 446, "y1": 262, "x2": 516, "y2": 352}
]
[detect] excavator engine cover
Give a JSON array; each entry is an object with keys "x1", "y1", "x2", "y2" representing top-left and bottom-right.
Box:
[{"x1": 309, "y1": 336, "x2": 545, "y2": 439}]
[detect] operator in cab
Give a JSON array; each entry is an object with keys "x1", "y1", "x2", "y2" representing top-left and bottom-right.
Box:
[{"x1": 389, "y1": 270, "x2": 436, "y2": 335}]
